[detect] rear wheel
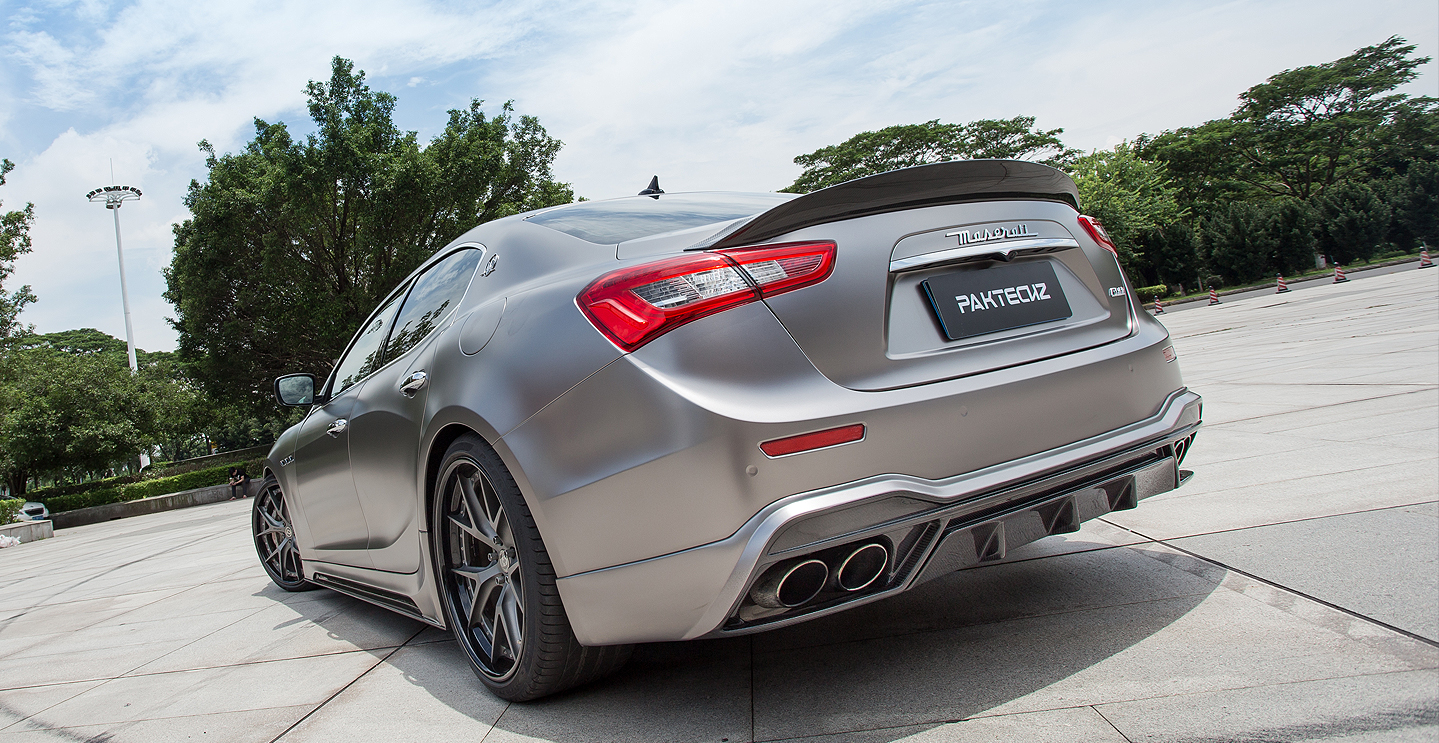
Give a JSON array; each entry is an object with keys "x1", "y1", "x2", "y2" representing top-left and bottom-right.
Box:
[
  {"x1": 432, "y1": 434, "x2": 631, "y2": 701},
  {"x1": 252, "y1": 475, "x2": 316, "y2": 592}
]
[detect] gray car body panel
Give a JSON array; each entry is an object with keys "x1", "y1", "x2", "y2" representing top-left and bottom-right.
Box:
[{"x1": 263, "y1": 162, "x2": 1200, "y2": 643}]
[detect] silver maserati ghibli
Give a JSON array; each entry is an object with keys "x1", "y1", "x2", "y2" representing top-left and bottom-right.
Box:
[{"x1": 257, "y1": 160, "x2": 1201, "y2": 700}]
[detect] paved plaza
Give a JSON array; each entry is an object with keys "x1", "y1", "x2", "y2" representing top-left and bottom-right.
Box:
[{"x1": 1, "y1": 268, "x2": 1435, "y2": 742}]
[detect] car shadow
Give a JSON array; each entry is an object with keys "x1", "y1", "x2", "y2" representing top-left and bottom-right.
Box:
[{"x1": 285, "y1": 538, "x2": 1224, "y2": 742}]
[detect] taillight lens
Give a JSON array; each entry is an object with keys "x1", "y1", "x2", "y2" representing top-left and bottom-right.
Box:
[
  {"x1": 1076, "y1": 215, "x2": 1118, "y2": 256},
  {"x1": 578, "y1": 241, "x2": 836, "y2": 351},
  {"x1": 719, "y1": 241, "x2": 836, "y2": 297}
]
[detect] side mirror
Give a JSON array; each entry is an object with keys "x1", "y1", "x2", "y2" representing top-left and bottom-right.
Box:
[{"x1": 275, "y1": 374, "x2": 319, "y2": 407}]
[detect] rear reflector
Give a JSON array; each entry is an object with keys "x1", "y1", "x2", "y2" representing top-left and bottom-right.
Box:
[
  {"x1": 579, "y1": 241, "x2": 835, "y2": 351},
  {"x1": 759, "y1": 423, "x2": 866, "y2": 458},
  {"x1": 1076, "y1": 215, "x2": 1118, "y2": 256}
]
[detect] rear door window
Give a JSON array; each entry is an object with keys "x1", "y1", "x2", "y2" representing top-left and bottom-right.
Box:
[
  {"x1": 331, "y1": 290, "x2": 405, "y2": 396},
  {"x1": 384, "y1": 248, "x2": 484, "y2": 360}
]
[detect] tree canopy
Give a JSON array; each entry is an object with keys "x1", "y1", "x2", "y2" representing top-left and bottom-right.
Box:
[
  {"x1": 166, "y1": 57, "x2": 575, "y2": 416},
  {"x1": 1142, "y1": 36, "x2": 1435, "y2": 205},
  {"x1": 783, "y1": 116, "x2": 1078, "y2": 193},
  {"x1": 1067, "y1": 144, "x2": 1188, "y2": 271},
  {"x1": 0, "y1": 159, "x2": 36, "y2": 341}
]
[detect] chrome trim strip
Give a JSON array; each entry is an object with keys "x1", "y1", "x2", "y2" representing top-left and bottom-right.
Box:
[{"x1": 889, "y1": 237, "x2": 1081, "y2": 272}]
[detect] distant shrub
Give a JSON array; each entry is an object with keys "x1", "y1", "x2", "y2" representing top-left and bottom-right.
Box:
[
  {"x1": 0, "y1": 499, "x2": 23, "y2": 523},
  {"x1": 38, "y1": 459, "x2": 264, "y2": 514},
  {"x1": 1135, "y1": 284, "x2": 1169, "y2": 302}
]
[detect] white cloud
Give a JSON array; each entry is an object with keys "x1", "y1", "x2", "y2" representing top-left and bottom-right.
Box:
[{"x1": 1, "y1": 0, "x2": 1434, "y2": 351}]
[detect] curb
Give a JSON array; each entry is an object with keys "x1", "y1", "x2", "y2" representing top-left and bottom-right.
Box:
[
  {"x1": 0, "y1": 519, "x2": 54, "y2": 544},
  {"x1": 1150, "y1": 256, "x2": 1421, "y2": 309},
  {"x1": 51, "y1": 481, "x2": 254, "y2": 530}
]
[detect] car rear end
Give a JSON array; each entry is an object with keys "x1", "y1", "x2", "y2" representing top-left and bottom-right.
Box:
[{"x1": 503, "y1": 161, "x2": 1200, "y2": 646}]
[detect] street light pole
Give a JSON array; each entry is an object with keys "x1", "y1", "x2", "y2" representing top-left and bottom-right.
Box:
[
  {"x1": 85, "y1": 185, "x2": 142, "y2": 373},
  {"x1": 86, "y1": 184, "x2": 148, "y2": 469}
]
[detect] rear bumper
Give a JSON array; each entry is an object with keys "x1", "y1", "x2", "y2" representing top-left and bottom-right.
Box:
[{"x1": 556, "y1": 388, "x2": 1201, "y2": 645}]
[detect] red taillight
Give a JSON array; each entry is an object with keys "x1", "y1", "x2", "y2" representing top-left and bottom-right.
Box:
[
  {"x1": 578, "y1": 241, "x2": 835, "y2": 351},
  {"x1": 760, "y1": 423, "x2": 866, "y2": 457},
  {"x1": 1076, "y1": 215, "x2": 1118, "y2": 256},
  {"x1": 1076, "y1": 215, "x2": 1116, "y2": 256}
]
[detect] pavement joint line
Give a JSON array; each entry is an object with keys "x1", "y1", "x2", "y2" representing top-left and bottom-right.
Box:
[
  {"x1": 1205, "y1": 386, "x2": 1438, "y2": 428},
  {"x1": 478, "y1": 702, "x2": 511, "y2": 743},
  {"x1": 1090, "y1": 704, "x2": 1136, "y2": 743},
  {"x1": 111, "y1": 601, "x2": 307, "y2": 679},
  {"x1": 1148, "y1": 458, "x2": 1439, "y2": 504},
  {"x1": 0, "y1": 646, "x2": 412, "y2": 699},
  {"x1": 750, "y1": 667, "x2": 1439, "y2": 743},
  {"x1": 268, "y1": 626, "x2": 427, "y2": 743},
  {"x1": 1099, "y1": 499, "x2": 1439, "y2": 543},
  {"x1": 1104, "y1": 524, "x2": 1439, "y2": 650}
]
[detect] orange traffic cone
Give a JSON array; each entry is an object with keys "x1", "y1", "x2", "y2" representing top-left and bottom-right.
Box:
[
  {"x1": 1420, "y1": 249, "x2": 1434, "y2": 269},
  {"x1": 1276, "y1": 274, "x2": 1290, "y2": 293},
  {"x1": 1153, "y1": 297, "x2": 1165, "y2": 314},
  {"x1": 1207, "y1": 287, "x2": 1220, "y2": 305},
  {"x1": 1334, "y1": 265, "x2": 1349, "y2": 283}
]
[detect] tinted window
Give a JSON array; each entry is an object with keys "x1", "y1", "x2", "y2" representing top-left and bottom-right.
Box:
[
  {"x1": 385, "y1": 249, "x2": 484, "y2": 360},
  {"x1": 331, "y1": 290, "x2": 404, "y2": 395},
  {"x1": 526, "y1": 192, "x2": 792, "y2": 245}
]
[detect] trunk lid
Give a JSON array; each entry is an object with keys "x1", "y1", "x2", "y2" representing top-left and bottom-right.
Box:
[{"x1": 717, "y1": 162, "x2": 1134, "y2": 391}]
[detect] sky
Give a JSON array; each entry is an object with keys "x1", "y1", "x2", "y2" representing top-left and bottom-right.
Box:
[{"x1": 1, "y1": 0, "x2": 1435, "y2": 353}]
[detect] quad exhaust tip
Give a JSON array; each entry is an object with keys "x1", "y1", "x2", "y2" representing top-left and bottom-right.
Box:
[
  {"x1": 835, "y1": 543, "x2": 889, "y2": 592},
  {"x1": 751, "y1": 559, "x2": 829, "y2": 608},
  {"x1": 749, "y1": 542, "x2": 892, "y2": 609}
]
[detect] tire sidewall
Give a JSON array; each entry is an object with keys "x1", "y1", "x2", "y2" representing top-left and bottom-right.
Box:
[
  {"x1": 253, "y1": 474, "x2": 312, "y2": 592},
  {"x1": 431, "y1": 434, "x2": 551, "y2": 699}
]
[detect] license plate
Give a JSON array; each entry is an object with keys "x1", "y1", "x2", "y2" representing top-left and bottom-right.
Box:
[{"x1": 921, "y1": 262, "x2": 1072, "y2": 340}]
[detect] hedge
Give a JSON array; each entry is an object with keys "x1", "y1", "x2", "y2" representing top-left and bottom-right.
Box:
[
  {"x1": 24, "y1": 445, "x2": 269, "y2": 502},
  {"x1": 37, "y1": 459, "x2": 265, "y2": 514},
  {"x1": 1135, "y1": 284, "x2": 1169, "y2": 302},
  {"x1": 0, "y1": 498, "x2": 22, "y2": 523}
]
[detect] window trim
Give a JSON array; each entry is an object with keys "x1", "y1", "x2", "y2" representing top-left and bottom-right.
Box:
[{"x1": 319, "y1": 244, "x2": 487, "y2": 400}]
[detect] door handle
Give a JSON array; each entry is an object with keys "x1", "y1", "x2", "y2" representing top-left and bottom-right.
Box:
[
  {"x1": 400, "y1": 370, "x2": 428, "y2": 397},
  {"x1": 326, "y1": 419, "x2": 348, "y2": 437}
]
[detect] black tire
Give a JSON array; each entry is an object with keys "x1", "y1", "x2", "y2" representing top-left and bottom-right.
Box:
[
  {"x1": 252, "y1": 475, "x2": 318, "y2": 592},
  {"x1": 432, "y1": 434, "x2": 632, "y2": 701}
]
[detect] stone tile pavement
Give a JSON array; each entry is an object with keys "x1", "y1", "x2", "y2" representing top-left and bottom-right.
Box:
[{"x1": 0, "y1": 268, "x2": 1435, "y2": 742}]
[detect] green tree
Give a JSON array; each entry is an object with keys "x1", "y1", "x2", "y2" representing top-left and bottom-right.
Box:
[
  {"x1": 0, "y1": 348, "x2": 150, "y2": 493},
  {"x1": 1384, "y1": 160, "x2": 1439, "y2": 249},
  {"x1": 166, "y1": 57, "x2": 574, "y2": 416},
  {"x1": 0, "y1": 159, "x2": 35, "y2": 341},
  {"x1": 1135, "y1": 223, "x2": 1202, "y2": 292},
  {"x1": 1201, "y1": 202, "x2": 1276, "y2": 285},
  {"x1": 1312, "y1": 181, "x2": 1391, "y2": 265},
  {"x1": 1143, "y1": 37, "x2": 1435, "y2": 207},
  {"x1": 1067, "y1": 143, "x2": 1188, "y2": 272},
  {"x1": 783, "y1": 117, "x2": 1078, "y2": 193}
]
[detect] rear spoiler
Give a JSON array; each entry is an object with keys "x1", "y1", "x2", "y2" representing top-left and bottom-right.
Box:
[{"x1": 696, "y1": 160, "x2": 1079, "y2": 251}]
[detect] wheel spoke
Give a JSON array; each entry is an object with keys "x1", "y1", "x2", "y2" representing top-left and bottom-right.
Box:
[
  {"x1": 448, "y1": 512, "x2": 496, "y2": 550},
  {"x1": 460, "y1": 476, "x2": 501, "y2": 543},
  {"x1": 492, "y1": 584, "x2": 520, "y2": 665},
  {"x1": 451, "y1": 562, "x2": 500, "y2": 589},
  {"x1": 497, "y1": 584, "x2": 522, "y2": 660}
]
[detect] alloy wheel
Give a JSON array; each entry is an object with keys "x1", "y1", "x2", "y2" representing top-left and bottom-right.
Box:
[
  {"x1": 438, "y1": 458, "x2": 524, "y2": 681},
  {"x1": 253, "y1": 478, "x2": 308, "y2": 590}
]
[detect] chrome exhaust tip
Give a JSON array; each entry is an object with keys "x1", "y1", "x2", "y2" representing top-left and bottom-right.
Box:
[
  {"x1": 835, "y1": 543, "x2": 888, "y2": 592},
  {"x1": 750, "y1": 558, "x2": 829, "y2": 608}
]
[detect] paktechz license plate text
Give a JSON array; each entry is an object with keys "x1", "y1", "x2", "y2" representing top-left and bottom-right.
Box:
[{"x1": 922, "y1": 261, "x2": 1072, "y2": 341}]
